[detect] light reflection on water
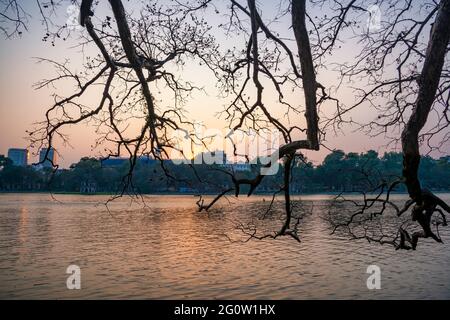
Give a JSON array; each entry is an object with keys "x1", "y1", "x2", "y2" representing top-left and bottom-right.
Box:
[{"x1": 0, "y1": 193, "x2": 449, "y2": 299}]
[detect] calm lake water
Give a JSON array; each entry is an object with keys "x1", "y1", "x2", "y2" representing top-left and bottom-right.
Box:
[{"x1": 0, "y1": 193, "x2": 449, "y2": 299}]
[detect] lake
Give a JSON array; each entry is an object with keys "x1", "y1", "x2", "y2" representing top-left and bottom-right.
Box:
[{"x1": 0, "y1": 193, "x2": 449, "y2": 299}]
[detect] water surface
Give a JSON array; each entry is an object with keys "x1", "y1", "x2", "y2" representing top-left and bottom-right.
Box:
[{"x1": 0, "y1": 193, "x2": 449, "y2": 299}]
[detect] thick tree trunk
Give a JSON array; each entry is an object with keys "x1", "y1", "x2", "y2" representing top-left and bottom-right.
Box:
[
  {"x1": 401, "y1": 0, "x2": 450, "y2": 204},
  {"x1": 397, "y1": 0, "x2": 450, "y2": 249},
  {"x1": 291, "y1": 0, "x2": 319, "y2": 150}
]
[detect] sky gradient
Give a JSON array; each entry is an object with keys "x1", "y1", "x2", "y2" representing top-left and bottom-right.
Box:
[{"x1": 0, "y1": 1, "x2": 448, "y2": 168}]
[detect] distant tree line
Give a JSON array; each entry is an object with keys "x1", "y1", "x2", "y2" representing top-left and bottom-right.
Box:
[{"x1": 0, "y1": 151, "x2": 449, "y2": 194}]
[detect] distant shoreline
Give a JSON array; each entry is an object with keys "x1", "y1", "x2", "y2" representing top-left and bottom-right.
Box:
[{"x1": 1, "y1": 190, "x2": 450, "y2": 196}]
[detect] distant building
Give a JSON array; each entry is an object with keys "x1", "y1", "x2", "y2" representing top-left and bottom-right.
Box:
[
  {"x1": 100, "y1": 156, "x2": 157, "y2": 168},
  {"x1": 221, "y1": 162, "x2": 252, "y2": 172},
  {"x1": 7, "y1": 148, "x2": 29, "y2": 166},
  {"x1": 440, "y1": 155, "x2": 450, "y2": 163},
  {"x1": 39, "y1": 148, "x2": 57, "y2": 168},
  {"x1": 230, "y1": 163, "x2": 251, "y2": 172},
  {"x1": 138, "y1": 156, "x2": 157, "y2": 166},
  {"x1": 0, "y1": 154, "x2": 5, "y2": 171},
  {"x1": 80, "y1": 181, "x2": 97, "y2": 194},
  {"x1": 194, "y1": 151, "x2": 227, "y2": 165},
  {"x1": 101, "y1": 157, "x2": 128, "y2": 168}
]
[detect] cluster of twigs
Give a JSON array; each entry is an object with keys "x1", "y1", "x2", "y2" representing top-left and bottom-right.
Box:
[{"x1": 0, "y1": 0, "x2": 449, "y2": 249}]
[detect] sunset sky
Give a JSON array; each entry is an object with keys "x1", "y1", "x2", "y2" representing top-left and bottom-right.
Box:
[{"x1": 0, "y1": 1, "x2": 448, "y2": 168}]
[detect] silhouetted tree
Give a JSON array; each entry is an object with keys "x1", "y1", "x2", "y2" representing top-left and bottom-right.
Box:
[{"x1": 1, "y1": 0, "x2": 449, "y2": 248}]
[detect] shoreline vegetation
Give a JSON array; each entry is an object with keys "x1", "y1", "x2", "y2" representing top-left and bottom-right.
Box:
[
  {"x1": 1, "y1": 150, "x2": 449, "y2": 195},
  {"x1": 1, "y1": 191, "x2": 450, "y2": 196}
]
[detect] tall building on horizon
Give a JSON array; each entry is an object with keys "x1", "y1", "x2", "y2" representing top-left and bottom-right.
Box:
[
  {"x1": 39, "y1": 148, "x2": 57, "y2": 168},
  {"x1": 7, "y1": 148, "x2": 29, "y2": 167}
]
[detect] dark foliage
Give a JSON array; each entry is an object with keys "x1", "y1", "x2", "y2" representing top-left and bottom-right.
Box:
[{"x1": 1, "y1": 151, "x2": 449, "y2": 194}]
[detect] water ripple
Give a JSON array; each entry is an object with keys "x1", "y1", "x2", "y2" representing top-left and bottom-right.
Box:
[{"x1": 0, "y1": 193, "x2": 449, "y2": 299}]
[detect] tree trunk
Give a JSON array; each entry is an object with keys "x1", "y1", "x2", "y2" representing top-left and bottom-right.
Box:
[
  {"x1": 401, "y1": 0, "x2": 450, "y2": 204},
  {"x1": 291, "y1": 0, "x2": 319, "y2": 150}
]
